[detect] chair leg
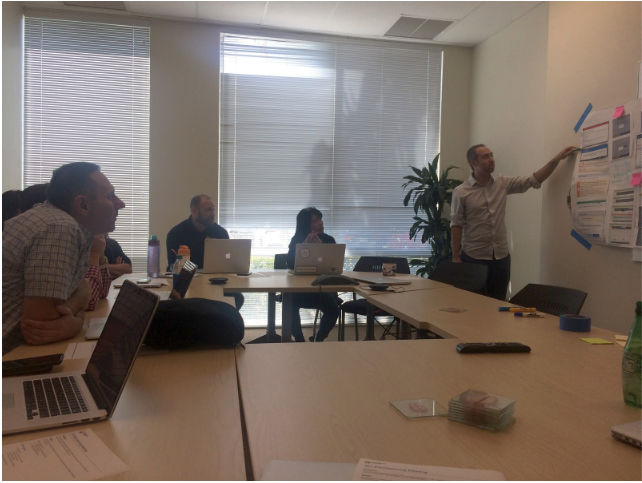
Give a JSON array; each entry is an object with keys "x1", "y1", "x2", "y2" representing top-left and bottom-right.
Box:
[
  {"x1": 312, "y1": 310, "x2": 319, "y2": 339},
  {"x1": 354, "y1": 313, "x2": 359, "y2": 341}
]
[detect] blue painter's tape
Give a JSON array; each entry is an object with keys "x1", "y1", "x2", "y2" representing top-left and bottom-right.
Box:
[
  {"x1": 571, "y1": 229, "x2": 592, "y2": 250},
  {"x1": 574, "y1": 103, "x2": 592, "y2": 133},
  {"x1": 560, "y1": 314, "x2": 591, "y2": 332}
]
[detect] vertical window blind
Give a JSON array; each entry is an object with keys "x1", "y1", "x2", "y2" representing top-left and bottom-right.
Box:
[
  {"x1": 23, "y1": 16, "x2": 150, "y2": 271},
  {"x1": 220, "y1": 33, "x2": 442, "y2": 263}
]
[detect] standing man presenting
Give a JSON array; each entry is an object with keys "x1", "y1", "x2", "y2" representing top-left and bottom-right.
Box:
[
  {"x1": 450, "y1": 144, "x2": 575, "y2": 300},
  {"x1": 166, "y1": 194, "x2": 243, "y2": 309}
]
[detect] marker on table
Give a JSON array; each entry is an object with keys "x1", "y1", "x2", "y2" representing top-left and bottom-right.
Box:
[
  {"x1": 499, "y1": 307, "x2": 536, "y2": 312},
  {"x1": 572, "y1": 147, "x2": 581, "y2": 152},
  {"x1": 514, "y1": 312, "x2": 544, "y2": 318}
]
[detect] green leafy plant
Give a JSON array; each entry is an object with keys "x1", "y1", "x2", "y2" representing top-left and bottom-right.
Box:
[{"x1": 402, "y1": 153, "x2": 463, "y2": 277}]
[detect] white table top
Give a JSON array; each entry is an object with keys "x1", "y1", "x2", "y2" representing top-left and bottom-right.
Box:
[{"x1": 236, "y1": 338, "x2": 642, "y2": 481}]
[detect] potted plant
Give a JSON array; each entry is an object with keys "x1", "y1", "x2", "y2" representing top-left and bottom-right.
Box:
[{"x1": 402, "y1": 153, "x2": 462, "y2": 277}]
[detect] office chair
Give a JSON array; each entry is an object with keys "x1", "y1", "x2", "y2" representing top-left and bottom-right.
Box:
[
  {"x1": 340, "y1": 256, "x2": 411, "y2": 340},
  {"x1": 427, "y1": 261, "x2": 488, "y2": 295},
  {"x1": 509, "y1": 284, "x2": 587, "y2": 316}
]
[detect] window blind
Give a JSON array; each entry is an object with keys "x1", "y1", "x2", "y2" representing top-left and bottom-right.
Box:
[
  {"x1": 23, "y1": 16, "x2": 150, "y2": 271},
  {"x1": 220, "y1": 33, "x2": 442, "y2": 263}
]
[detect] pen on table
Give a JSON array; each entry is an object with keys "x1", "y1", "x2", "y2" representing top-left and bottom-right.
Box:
[
  {"x1": 498, "y1": 307, "x2": 536, "y2": 312},
  {"x1": 514, "y1": 312, "x2": 545, "y2": 318}
]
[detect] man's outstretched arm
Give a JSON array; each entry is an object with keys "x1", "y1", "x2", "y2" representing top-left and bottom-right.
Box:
[{"x1": 533, "y1": 146, "x2": 577, "y2": 183}]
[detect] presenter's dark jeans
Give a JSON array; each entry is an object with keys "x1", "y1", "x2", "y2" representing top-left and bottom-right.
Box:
[
  {"x1": 460, "y1": 251, "x2": 511, "y2": 301},
  {"x1": 290, "y1": 292, "x2": 340, "y2": 342}
]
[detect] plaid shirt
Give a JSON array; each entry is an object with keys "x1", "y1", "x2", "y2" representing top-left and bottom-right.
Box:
[
  {"x1": 2, "y1": 202, "x2": 93, "y2": 354},
  {"x1": 85, "y1": 264, "x2": 111, "y2": 311}
]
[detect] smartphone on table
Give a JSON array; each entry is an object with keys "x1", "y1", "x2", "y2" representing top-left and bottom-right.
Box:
[{"x1": 3, "y1": 354, "x2": 64, "y2": 377}]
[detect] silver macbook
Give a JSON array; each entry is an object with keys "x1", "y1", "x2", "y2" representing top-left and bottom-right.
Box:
[
  {"x1": 289, "y1": 243, "x2": 346, "y2": 275},
  {"x1": 203, "y1": 239, "x2": 252, "y2": 274},
  {"x1": 352, "y1": 275, "x2": 411, "y2": 286},
  {"x1": 2, "y1": 280, "x2": 159, "y2": 435},
  {"x1": 611, "y1": 420, "x2": 642, "y2": 449}
]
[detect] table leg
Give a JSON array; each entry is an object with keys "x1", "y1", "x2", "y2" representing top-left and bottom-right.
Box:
[
  {"x1": 246, "y1": 293, "x2": 282, "y2": 344},
  {"x1": 281, "y1": 292, "x2": 293, "y2": 342},
  {"x1": 364, "y1": 301, "x2": 376, "y2": 341}
]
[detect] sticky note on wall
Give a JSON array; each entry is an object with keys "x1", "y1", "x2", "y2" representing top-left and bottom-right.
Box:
[
  {"x1": 631, "y1": 173, "x2": 642, "y2": 186},
  {"x1": 613, "y1": 105, "x2": 625, "y2": 118}
]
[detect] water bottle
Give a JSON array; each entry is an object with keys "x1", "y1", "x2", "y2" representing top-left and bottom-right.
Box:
[
  {"x1": 178, "y1": 245, "x2": 190, "y2": 262},
  {"x1": 622, "y1": 301, "x2": 642, "y2": 407},
  {"x1": 147, "y1": 235, "x2": 161, "y2": 278},
  {"x1": 172, "y1": 255, "x2": 184, "y2": 288}
]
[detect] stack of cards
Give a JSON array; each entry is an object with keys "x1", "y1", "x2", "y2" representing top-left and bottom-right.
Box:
[{"x1": 448, "y1": 389, "x2": 515, "y2": 431}]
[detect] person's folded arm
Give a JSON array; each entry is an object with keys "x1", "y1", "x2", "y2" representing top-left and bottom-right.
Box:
[{"x1": 21, "y1": 296, "x2": 84, "y2": 346}]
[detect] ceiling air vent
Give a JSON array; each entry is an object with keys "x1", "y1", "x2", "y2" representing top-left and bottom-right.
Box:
[
  {"x1": 384, "y1": 16, "x2": 453, "y2": 40},
  {"x1": 63, "y1": 2, "x2": 127, "y2": 11}
]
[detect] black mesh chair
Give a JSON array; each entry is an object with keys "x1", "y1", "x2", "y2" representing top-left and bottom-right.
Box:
[
  {"x1": 509, "y1": 284, "x2": 587, "y2": 316},
  {"x1": 427, "y1": 261, "x2": 488, "y2": 295},
  {"x1": 340, "y1": 257, "x2": 411, "y2": 340}
]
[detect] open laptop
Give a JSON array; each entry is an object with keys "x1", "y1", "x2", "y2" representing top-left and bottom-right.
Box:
[
  {"x1": 289, "y1": 243, "x2": 346, "y2": 275},
  {"x1": 85, "y1": 260, "x2": 197, "y2": 340},
  {"x1": 203, "y1": 239, "x2": 252, "y2": 274},
  {"x1": 3, "y1": 280, "x2": 160, "y2": 435}
]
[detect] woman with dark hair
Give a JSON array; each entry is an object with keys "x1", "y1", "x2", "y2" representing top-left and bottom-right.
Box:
[{"x1": 286, "y1": 207, "x2": 341, "y2": 342}]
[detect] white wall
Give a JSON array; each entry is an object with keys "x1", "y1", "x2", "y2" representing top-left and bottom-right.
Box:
[
  {"x1": 148, "y1": 18, "x2": 223, "y2": 269},
  {"x1": 471, "y1": 1, "x2": 642, "y2": 333},
  {"x1": 2, "y1": 1, "x2": 23, "y2": 191},
  {"x1": 541, "y1": 1, "x2": 641, "y2": 333},
  {"x1": 470, "y1": 3, "x2": 550, "y2": 299}
]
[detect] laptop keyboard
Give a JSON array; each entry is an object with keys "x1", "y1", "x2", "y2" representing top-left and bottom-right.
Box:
[{"x1": 23, "y1": 376, "x2": 88, "y2": 420}]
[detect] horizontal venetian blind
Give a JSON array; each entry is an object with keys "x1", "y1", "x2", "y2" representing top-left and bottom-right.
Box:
[
  {"x1": 220, "y1": 33, "x2": 442, "y2": 262},
  {"x1": 23, "y1": 16, "x2": 150, "y2": 270}
]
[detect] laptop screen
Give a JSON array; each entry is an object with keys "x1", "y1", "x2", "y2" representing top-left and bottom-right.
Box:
[{"x1": 84, "y1": 280, "x2": 159, "y2": 413}]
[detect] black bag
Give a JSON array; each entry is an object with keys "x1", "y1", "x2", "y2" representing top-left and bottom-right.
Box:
[{"x1": 144, "y1": 298, "x2": 244, "y2": 350}]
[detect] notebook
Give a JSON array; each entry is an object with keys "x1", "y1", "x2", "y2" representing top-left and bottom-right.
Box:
[
  {"x1": 2, "y1": 280, "x2": 159, "y2": 435},
  {"x1": 202, "y1": 239, "x2": 252, "y2": 274},
  {"x1": 85, "y1": 260, "x2": 196, "y2": 341},
  {"x1": 289, "y1": 243, "x2": 346, "y2": 275}
]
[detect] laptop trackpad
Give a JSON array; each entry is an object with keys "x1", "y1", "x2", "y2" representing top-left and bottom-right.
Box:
[{"x1": 3, "y1": 393, "x2": 15, "y2": 409}]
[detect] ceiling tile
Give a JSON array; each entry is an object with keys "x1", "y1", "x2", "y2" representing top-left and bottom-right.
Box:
[
  {"x1": 197, "y1": 1, "x2": 266, "y2": 25},
  {"x1": 127, "y1": 1, "x2": 197, "y2": 19},
  {"x1": 263, "y1": 1, "x2": 338, "y2": 31},
  {"x1": 436, "y1": 1, "x2": 541, "y2": 45}
]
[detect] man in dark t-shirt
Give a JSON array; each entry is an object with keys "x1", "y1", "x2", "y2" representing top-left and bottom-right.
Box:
[{"x1": 166, "y1": 194, "x2": 243, "y2": 309}]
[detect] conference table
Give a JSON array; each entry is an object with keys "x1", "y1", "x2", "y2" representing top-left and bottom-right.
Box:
[
  {"x1": 186, "y1": 269, "x2": 450, "y2": 342},
  {"x1": 2, "y1": 283, "x2": 247, "y2": 481},
  {"x1": 236, "y1": 288, "x2": 642, "y2": 480},
  {"x1": 4, "y1": 271, "x2": 641, "y2": 481}
]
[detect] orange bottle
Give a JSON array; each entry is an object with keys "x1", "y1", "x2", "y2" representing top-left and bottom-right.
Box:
[{"x1": 172, "y1": 245, "x2": 191, "y2": 263}]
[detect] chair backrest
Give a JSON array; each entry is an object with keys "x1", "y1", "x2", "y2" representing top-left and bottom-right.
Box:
[
  {"x1": 352, "y1": 256, "x2": 410, "y2": 274},
  {"x1": 428, "y1": 261, "x2": 488, "y2": 295},
  {"x1": 509, "y1": 284, "x2": 587, "y2": 316},
  {"x1": 274, "y1": 253, "x2": 288, "y2": 270}
]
